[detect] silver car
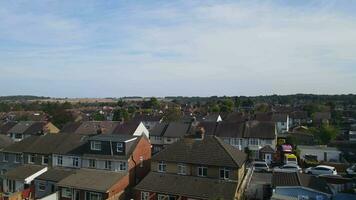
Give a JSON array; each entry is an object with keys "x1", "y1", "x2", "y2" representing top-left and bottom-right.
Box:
[
  {"x1": 273, "y1": 164, "x2": 302, "y2": 173},
  {"x1": 253, "y1": 161, "x2": 270, "y2": 172}
]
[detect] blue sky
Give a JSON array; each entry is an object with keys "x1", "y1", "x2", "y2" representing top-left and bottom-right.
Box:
[{"x1": 0, "y1": 0, "x2": 356, "y2": 97}]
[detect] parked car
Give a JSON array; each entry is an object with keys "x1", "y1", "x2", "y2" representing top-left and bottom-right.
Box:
[
  {"x1": 273, "y1": 164, "x2": 302, "y2": 173},
  {"x1": 305, "y1": 165, "x2": 337, "y2": 176},
  {"x1": 346, "y1": 164, "x2": 356, "y2": 176},
  {"x1": 253, "y1": 161, "x2": 270, "y2": 172}
]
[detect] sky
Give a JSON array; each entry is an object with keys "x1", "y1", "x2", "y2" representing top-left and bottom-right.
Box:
[{"x1": 0, "y1": 0, "x2": 356, "y2": 98}]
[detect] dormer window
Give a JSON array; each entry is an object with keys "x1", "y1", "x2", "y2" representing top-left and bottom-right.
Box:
[
  {"x1": 90, "y1": 141, "x2": 101, "y2": 151},
  {"x1": 116, "y1": 143, "x2": 124, "y2": 153}
]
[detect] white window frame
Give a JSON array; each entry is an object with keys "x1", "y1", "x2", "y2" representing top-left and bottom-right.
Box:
[
  {"x1": 62, "y1": 188, "x2": 72, "y2": 198},
  {"x1": 105, "y1": 160, "x2": 112, "y2": 170},
  {"x1": 90, "y1": 141, "x2": 101, "y2": 151},
  {"x1": 89, "y1": 159, "x2": 96, "y2": 168},
  {"x1": 57, "y1": 155, "x2": 63, "y2": 166},
  {"x1": 158, "y1": 161, "x2": 166, "y2": 172},
  {"x1": 42, "y1": 156, "x2": 49, "y2": 165},
  {"x1": 158, "y1": 194, "x2": 167, "y2": 200},
  {"x1": 14, "y1": 154, "x2": 21, "y2": 163},
  {"x1": 3, "y1": 153, "x2": 8, "y2": 162},
  {"x1": 119, "y1": 161, "x2": 127, "y2": 171},
  {"x1": 28, "y1": 154, "x2": 35, "y2": 164},
  {"x1": 197, "y1": 166, "x2": 208, "y2": 177},
  {"x1": 219, "y1": 167, "x2": 230, "y2": 180},
  {"x1": 249, "y1": 138, "x2": 259, "y2": 145},
  {"x1": 87, "y1": 192, "x2": 102, "y2": 200},
  {"x1": 116, "y1": 143, "x2": 123, "y2": 152},
  {"x1": 141, "y1": 192, "x2": 149, "y2": 200},
  {"x1": 177, "y1": 163, "x2": 187, "y2": 175},
  {"x1": 72, "y1": 157, "x2": 79, "y2": 167}
]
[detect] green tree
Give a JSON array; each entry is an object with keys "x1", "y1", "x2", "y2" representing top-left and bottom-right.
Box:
[
  {"x1": 220, "y1": 99, "x2": 234, "y2": 113},
  {"x1": 92, "y1": 111, "x2": 105, "y2": 121},
  {"x1": 112, "y1": 109, "x2": 129, "y2": 121},
  {"x1": 163, "y1": 107, "x2": 182, "y2": 122},
  {"x1": 310, "y1": 125, "x2": 338, "y2": 144}
]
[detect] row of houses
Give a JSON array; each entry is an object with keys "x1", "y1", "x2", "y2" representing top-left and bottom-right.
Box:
[{"x1": 0, "y1": 128, "x2": 250, "y2": 200}]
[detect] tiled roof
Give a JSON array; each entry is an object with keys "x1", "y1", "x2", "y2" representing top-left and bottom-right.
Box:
[
  {"x1": 36, "y1": 168, "x2": 75, "y2": 182},
  {"x1": 4, "y1": 164, "x2": 46, "y2": 180},
  {"x1": 272, "y1": 172, "x2": 332, "y2": 194},
  {"x1": 152, "y1": 136, "x2": 246, "y2": 168},
  {"x1": 244, "y1": 120, "x2": 275, "y2": 139},
  {"x1": 135, "y1": 172, "x2": 238, "y2": 200},
  {"x1": 57, "y1": 169, "x2": 127, "y2": 193},
  {"x1": 163, "y1": 122, "x2": 191, "y2": 138}
]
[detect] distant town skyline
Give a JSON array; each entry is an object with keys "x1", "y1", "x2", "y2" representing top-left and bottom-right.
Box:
[{"x1": 1, "y1": 0, "x2": 356, "y2": 97}]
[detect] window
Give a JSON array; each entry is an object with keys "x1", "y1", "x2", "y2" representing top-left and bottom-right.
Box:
[
  {"x1": 42, "y1": 156, "x2": 49, "y2": 165},
  {"x1": 105, "y1": 161, "x2": 112, "y2": 170},
  {"x1": 154, "y1": 136, "x2": 162, "y2": 141},
  {"x1": 119, "y1": 162, "x2": 127, "y2": 171},
  {"x1": 57, "y1": 156, "x2": 63, "y2": 166},
  {"x1": 158, "y1": 194, "x2": 167, "y2": 200},
  {"x1": 249, "y1": 138, "x2": 259, "y2": 145},
  {"x1": 139, "y1": 156, "x2": 144, "y2": 168},
  {"x1": 15, "y1": 133, "x2": 22, "y2": 139},
  {"x1": 166, "y1": 138, "x2": 172, "y2": 142},
  {"x1": 72, "y1": 157, "x2": 79, "y2": 167},
  {"x1": 90, "y1": 141, "x2": 101, "y2": 151},
  {"x1": 177, "y1": 163, "x2": 187, "y2": 175},
  {"x1": 87, "y1": 192, "x2": 102, "y2": 200},
  {"x1": 265, "y1": 140, "x2": 272, "y2": 145},
  {"x1": 3, "y1": 153, "x2": 8, "y2": 162},
  {"x1": 28, "y1": 154, "x2": 35, "y2": 164},
  {"x1": 15, "y1": 154, "x2": 21, "y2": 163},
  {"x1": 197, "y1": 166, "x2": 207, "y2": 177},
  {"x1": 7, "y1": 179, "x2": 16, "y2": 193},
  {"x1": 89, "y1": 159, "x2": 96, "y2": 168},
  {"x1": 38, "y1": 182, "x2": 46, "y2": 191},
  {"x1": 62, "y1": 188, "x2": 72, "y2": 198},
  {"x1": 158, "y1": 161, "x2": 166, "y2": 172},
  {"x1": 116, "y1": 143, "x2": 124, "y2": 152},
  {"x1": 141, "y1": 192, "x2": 149, "y2": 200},
  {"x1": 220, "y1": 168, "x2": 230, "y2": 180}
]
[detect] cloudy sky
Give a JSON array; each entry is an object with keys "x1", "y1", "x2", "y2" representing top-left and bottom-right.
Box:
[{"x1": 0, "y1": 0, "x2": 356, "y2": 97}]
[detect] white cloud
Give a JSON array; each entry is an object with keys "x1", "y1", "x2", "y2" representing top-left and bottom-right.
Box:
[{"x1": 0, "y1": 1, "x2": 356, "y2": 97}]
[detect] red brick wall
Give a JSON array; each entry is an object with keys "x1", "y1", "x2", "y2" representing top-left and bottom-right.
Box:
[
  {"x1": 128, "y1": 136, "x2": 152, "y2": 185},
  {"x1": 107, "y1": 174, "x2": 129, "y2": 199}
]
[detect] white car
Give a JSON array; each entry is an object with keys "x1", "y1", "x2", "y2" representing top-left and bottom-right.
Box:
[
  {"x1": 252, "y1": 161, "x2": 270, "y2": 172},
  {"x1": 273, "y1": 164, "x2": 302, "y2": 173},
  {"x1": 305, "y1": 165, "x2": 337, "y2": 176},
  {"x1": 346, "y1": 164, "x2": 356, "y2": 176}
]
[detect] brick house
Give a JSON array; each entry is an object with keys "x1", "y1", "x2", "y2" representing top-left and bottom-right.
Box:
[
  {"x1": 57, "y1": 134, "x2": 151, "y2": 200},
  {"x1": 135, "y1": 135, "x2": 247, "y2": 200}
]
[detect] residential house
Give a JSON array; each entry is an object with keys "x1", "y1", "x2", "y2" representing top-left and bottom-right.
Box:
[
  {"x1": 298, "y1": 145, "x2": 342, "y2": 162},
  {"x1": 132, "y1": 114, "x2": 164, "y2": 131},
  {"x1": 6, "y1": 121, "x2": 59, "y2": 142},
  {"x1": 71, "y1": 121, "x2": 121, "y2": 135},
  {"x1": 34, "y1": 168, "x2": 75, "y2": 199},
  {"x1": 57, "y1": 134, "x2": 151, "y2": 200},
  {"x1": 289, "y1": 111, "x2": 308, "y2": 127},
  {"x1": 57, "y1": 169, "x2": 128, "y2": 200},
  {"x1": 112, "y1": 121, "x2": 149, "y2": 138},
  {"x1": 272, "y1": 113, "x2": 289, "y2": 134},
  {"x1": 0, "y1": 121, "x2": 17, "y2": 135},
  {"x1": 198, "y1": 120, "x2": 277, "y2": 161},
  {"x1": 149, "y1": 122, "x2": 192, "y2": 154},
  {"x1": 313, "y1": 112, "x2": 331, "y2": 126},
  {"x1": 135, "y1": 136, "x2": 247, "y2": 200},
  {"x1": 2, "y1": 164, "x2": 48, "y2": 199},
  {"x1": 197, "y1": 114, "x2": 223, "y2": 122},
  {"x1": 0, "y1": 135, "x2": 13, "y2": 150},
  {"x1": 272, "y1": 172, "x2": 333, "y2": 200}
]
